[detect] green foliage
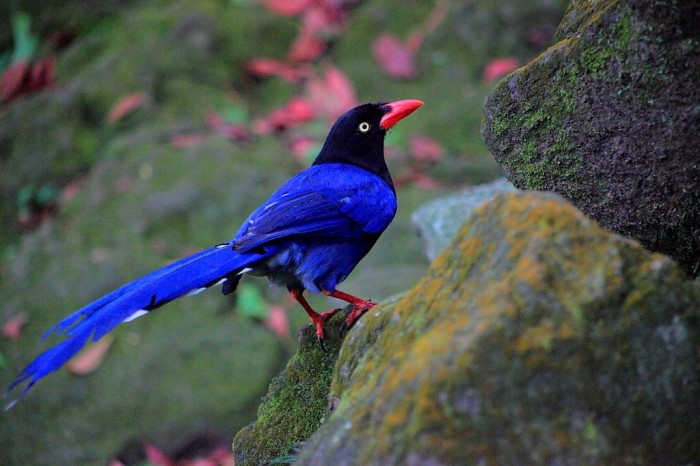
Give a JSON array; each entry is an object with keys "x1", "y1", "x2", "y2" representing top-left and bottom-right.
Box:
[
  {"x1": 236, "y1": 284, "x2": 270, "y2": 320},
  {"x1": 9, "y1": 12, "x2": 38, "y2": 63}
]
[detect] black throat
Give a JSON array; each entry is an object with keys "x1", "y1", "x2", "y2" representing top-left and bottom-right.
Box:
[
  {"x1": 312, "y1": 106, "x2": 395, "y2": 190},
  {"x1": 313, "y1": 139, "x2": 393, "y2": 190}
]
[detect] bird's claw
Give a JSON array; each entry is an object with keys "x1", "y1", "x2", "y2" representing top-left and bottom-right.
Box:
[{"x1": 316, "y1": 334, "x2": 328, "y2": 353}]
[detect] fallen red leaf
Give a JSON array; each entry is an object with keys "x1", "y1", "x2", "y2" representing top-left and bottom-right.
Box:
[
  {"x1": 306, "y1": 65, "x2": 357, "y2": 122},
  {"x1": 287, "y1": 6, "x2": 336, "y2": 63},
  {"x1": 265, "y1": 305, "x2": 290, "y2": 340},
  {"x1": 285, "y1": 97, "x2": 316, "y2": 121},
  {"x1": 289, "y1": 135, "x2": 317, "y2": 162},
  {"x1": 66, "y1": 334, "x2": 114, "y2": 375},
  {"x1": 483, "y1": 57, "x2": 519, "y2": 82},
  {"x1": 1, "y1": 313, "x2": 28, "y2": 341},
  {"x1": 371, "y1": 0, "x2": 448, "y2": 80},
  {"x1": 288, "y1": 28, "x2": 327, "y2": 63},
  {"x1": 26, "y1": 56, "x2": 55, "y2": 94},
  {"x1": 405, "y1": 0, "x2": 449, "y2": 53},
  {"x1": 372, "y1": 34, "x2": 416, "y2": 80},
  {"x1": 259, "y1": 0, "x2": 312, "y2": 17},
  {"x1": 205, "y1": 113, "x2": 250, "y2": 142},
  {"x1": 1, "y1": 60, "x2": 30, "y2": 102},
  {"x1": 107, "y1": 92, "x2": 147, "y2": 123},
  {"x1": 145, "y1": 443, "x2": 176, "y2": 466},
  {"x1": 252, "y1": 97, "x2": 316, "y2": 135},
  {"x1": 410, "y1": 135, "x2": 445, "y2": 162},
  {"x1": 245, "y1": 58, "x2": 310, "y2": 83},
  {"x1": 61, "y1": 180, "x2": 83, "y2": 203},
  {"x1": 1, "y1": 57, "x2": 57, "y2": 103}
]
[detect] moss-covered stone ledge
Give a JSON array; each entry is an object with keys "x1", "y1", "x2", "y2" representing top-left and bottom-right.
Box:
[
  {"x1": 232, "y1": 310, "x2": 347, "y2": 466},
  {"x1": 287, "y1": 191, "x2": 700, "y2": 465},
  {"x1": 482, "y1": 0, "x2": 700, "y2": 277}
]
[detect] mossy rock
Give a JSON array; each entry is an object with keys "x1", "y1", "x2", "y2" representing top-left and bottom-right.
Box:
[
  {"x1": 292, "y1": 191, "x2": 700, "y2": 465},
  {"x1": 481, "y1": 0, "x2": 700, "y2": 277},
  {"x1": 233, "y1": 311, "x2": 347, "y2": 466}
]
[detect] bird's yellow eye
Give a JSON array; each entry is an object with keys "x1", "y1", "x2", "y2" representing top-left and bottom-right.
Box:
[{"x1": 358, "y1": 122, "x2": 371, "y2": 133}]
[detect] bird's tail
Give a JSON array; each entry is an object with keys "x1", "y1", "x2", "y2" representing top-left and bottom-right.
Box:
[{"x1": 5, "y1": 242, "x2": 262, "y2": 405}]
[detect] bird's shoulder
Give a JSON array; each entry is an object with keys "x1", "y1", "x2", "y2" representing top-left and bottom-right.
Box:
[
  {"x1": 266, "y1": 163, "x2": 395, "y2": 213},
  {"x1": 232, "y1": 163, "x2": 397, "y2": 249}
]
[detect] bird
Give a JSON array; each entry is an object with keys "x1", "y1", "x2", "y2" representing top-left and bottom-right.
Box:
[{"x1": 5, "y1": 99, "x2": 424, "y2": 404}]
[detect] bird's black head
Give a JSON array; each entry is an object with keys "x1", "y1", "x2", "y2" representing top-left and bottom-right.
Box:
[{"x1": 313, "y1": 100, "x2": 423, "y2": 186}]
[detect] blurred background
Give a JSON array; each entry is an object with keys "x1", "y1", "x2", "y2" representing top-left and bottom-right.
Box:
[{"x1": 0, "y1": 0, "x2": 568, "y2": 464}]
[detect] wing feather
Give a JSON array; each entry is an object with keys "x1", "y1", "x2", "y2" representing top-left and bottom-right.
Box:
[{"x1": 233, "y1": 164, "x2": 396, "y2": 252}]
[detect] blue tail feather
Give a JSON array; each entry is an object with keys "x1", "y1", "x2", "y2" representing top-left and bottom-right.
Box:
[{"x1": 6, "y1": 244, "x2": 264, "y2": 401}]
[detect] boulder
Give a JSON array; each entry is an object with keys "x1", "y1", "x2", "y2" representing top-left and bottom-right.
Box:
[
  {"x1": 411, "y1": 178, "x2": 515, "y2": 260},
  {"x1": 482, "y1": 0, "x2": 700, "y2": 277},
  {"x1": 291, "y1": 191, "x2": 700, "y2": 465},
  {"x1": 233, "y1": 312, "x2": 346, "y2": 466}
]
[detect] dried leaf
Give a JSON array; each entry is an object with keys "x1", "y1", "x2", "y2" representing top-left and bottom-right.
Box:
[
  {"x1": 1, "y1": 59, "x2": 29, "y2": 102},
  {"x1": 245, "y1": 58, "x2": 309, "y2": 83},
  {"x1": 265, "y1": 305, "x2": 290, "y2": 340},
  {"x1": 145, "y1": 443, "x2": 176, "y2": 466},
  {"x1": 252, "y1": 97, "x2": 316, "y2": 134},
  {"x1": 288, "y1": 28, "x2": 326, "y2": 63},
  {"x1": 26, "y1": 56, "x2": 55, "y2": 93},
  {"x1": 410, "y1": 135, "x2": 445, "y2": 162},
  {"x1": 1, "y1": 313, "x2": 28, "y2": 341},
  {"x1": 107, "y1": 92, "x2": 147, "y2": 123},
  {"x1": 372, "y1": 34, "x2": 416, "y2": 80},
  {"x1": 289, "y1": 135, "x2": 318, "y2": 163},
  {"x1": 483, "y1": 57, "x2": 519, "y2": 82},
  {"x1": 66, "y1": 334, "x2": 114, "y2": 375},
  {"x1": 306, "y1": 65, "x2": 357, "y2": 122},
  {"x1": 259, "y1": 0, "x2": 312, "y2": 17},
  {"x1": 61, "y1": 180, "x2": 82, "y2": 203},
  {"x1": 287, "y1": 7, "x2": 333, "y2": 63},
  {"x1": 405, "y1": 0, "x2": 449, "y2": 53},
  {"x1": 206, "y1": 111, "x2": 250, "y2": 141}
]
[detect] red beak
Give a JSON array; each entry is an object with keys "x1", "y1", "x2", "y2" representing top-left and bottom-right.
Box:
[{"x1": 379, "y1": 99, "x2": 424, "y2": 130}]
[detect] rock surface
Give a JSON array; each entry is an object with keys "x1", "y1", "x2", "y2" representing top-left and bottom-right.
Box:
[
  {"x1": 411, "y1": 178, "x2": 515, "y2": 260},
  {"x1": 287, "y1": 192, "x2": 700, "y2": 465},
  {"x1": 233, "y1": 312, "x2": 346, "y2": 466},
  {"x1": 481, "y1": 0, "x2": 700, "y2": 277}
]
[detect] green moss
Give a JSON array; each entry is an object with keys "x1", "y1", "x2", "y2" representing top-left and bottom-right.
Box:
[
  {"x1": 484, "y1": 0, "x2": 700, "y2": 276},
  {"x1": 232, "y1": 312, "x2": 347, "y2": 466},
  {"x1": 297, "y1": 192, "x2": 700, "y2": 464}
]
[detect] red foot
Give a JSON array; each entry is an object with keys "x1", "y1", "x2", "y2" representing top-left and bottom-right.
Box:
[
  {"x1": 290, "y1": 289, "x2": 337, "y2": 342},
  {"x1": 310, "y1": 308, "x2": 339, "y2": 340},
  {"x1": 290, "y1": 289, "x2": 376, "y2": 349},
  {"x1": 323, "y1": 289, "x2": 376, "y2": 334}
]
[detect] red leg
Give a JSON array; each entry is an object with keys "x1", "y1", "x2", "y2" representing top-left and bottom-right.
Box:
[
  {"x1": 323, "y1": 289, "x2": 376, "y2": 332},
  {"x1": 290, "y1": 289, "x2": 338, "y2": 342}
]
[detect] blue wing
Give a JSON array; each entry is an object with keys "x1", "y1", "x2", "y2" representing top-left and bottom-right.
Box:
[{"x1": 233, "y1": 163, "x2": 397, "y2": 252}]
